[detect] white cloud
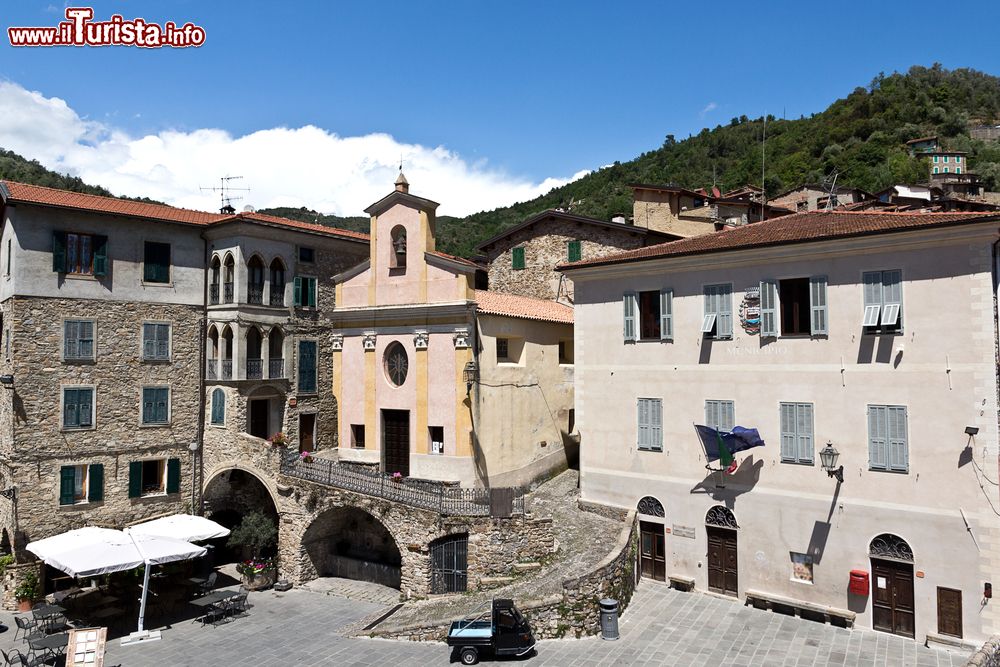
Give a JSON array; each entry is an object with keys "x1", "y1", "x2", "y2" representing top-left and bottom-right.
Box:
[
  {"x1": 700, "y1": 101, "x2": 718, "y2": 118},
  {"x1": 0, "y1": 81, "x2": 588, "y2": 217}
]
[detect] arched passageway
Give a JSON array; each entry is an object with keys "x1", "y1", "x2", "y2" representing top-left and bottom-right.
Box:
[
  {"x1": 302, "y1": 507, "x2": 402, "y2": 589},
  {"x1": 203, "y1": 468, "x2": 279, "y2": 564}
]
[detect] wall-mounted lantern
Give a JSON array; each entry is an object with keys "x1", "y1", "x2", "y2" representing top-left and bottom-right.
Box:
[{"x1": 819, "y1": 441, "x2": 844, "y2": 484}]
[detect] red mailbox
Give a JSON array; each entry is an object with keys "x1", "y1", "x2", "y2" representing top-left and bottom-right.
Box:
[{"x1": 849, "y1": 570, "x2": 869, "y2": 596}]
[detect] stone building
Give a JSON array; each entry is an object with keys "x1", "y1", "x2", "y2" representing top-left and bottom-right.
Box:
[
  {"x1": 332, "y1": 175, "x2": 575, "y2": 489},
  {"x1": 561, "y1": 209, "x2": 1000, "y2": 645},
  {"x1": 769, "y1": 184, "x2": 875, "y2": 212},
  {"x1": 476, "y1": 209, "x2": 678, "y2": 302},
  {"x1": 0, "y1": 181, "x2": 368, "y2": 596}
]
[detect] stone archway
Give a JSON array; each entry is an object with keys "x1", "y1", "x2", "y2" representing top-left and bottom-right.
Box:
[
  {"x1": 301, "y1": 506, "x2": 403, "y2": 589},
  {"x1": 203, "y1": 466, "x2": 280, "y2": 564}
]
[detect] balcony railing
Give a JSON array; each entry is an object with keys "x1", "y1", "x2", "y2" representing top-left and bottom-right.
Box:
[
  {"x1": 248, "y1": 285, "x2": 264, "y2": 305},
  {"x1": 221, "y1": 359, "x2": 233, "y2": 380},
  {"x1": 268, "y1": 358, "x2": 284, "y2": 379},
  {"x1": 247, "y1": 358, "x2": 263, "y2": 380},
  {"x1": 280, "y1": 455, "x2": 525, "y2": 518},
  {"x1": 223, "y1": 282, "x2": 234, "y2": 304},
  {"x1": 206, "y1": 362, "x2": 218, "y2": 380},
  {"x1": 209, "y1": 284, "x2": 219, "y2": 305},
  {"x1": 269, "y1": 287, "x2": 285, "y2": 307}
]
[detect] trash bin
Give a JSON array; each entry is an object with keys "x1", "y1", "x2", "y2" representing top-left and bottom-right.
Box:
[{"x1": 599, "y1": 598, "x2": 619, "y2": 640}]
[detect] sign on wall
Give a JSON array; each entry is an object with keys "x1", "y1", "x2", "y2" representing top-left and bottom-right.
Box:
[{"x1": 672, "y1": 524, "x2": 695, "y2": 539}]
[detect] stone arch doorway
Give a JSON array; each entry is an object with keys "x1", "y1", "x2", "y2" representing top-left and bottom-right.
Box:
[
  {"x1": 246, "y1": 385, "x2": 284, "y2": 440},
  {"x1": 203, "y1": 467, "x2": 280, "y2": 565},
  {"x1": 638, "y1": 496, "x2": 666, "y2": 582},
  {"x1": 705, "y1": 505, "x2": 738, "y2": 596},
  {"x1": 302, "y1": 506, "x2": 402, "y2": 589},
  {"x1": 869, "y1": 533, "x2": 915, "y2": 638}
]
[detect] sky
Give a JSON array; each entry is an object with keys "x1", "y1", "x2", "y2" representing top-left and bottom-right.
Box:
[{"x1": 1, "y1": 1, "x2": 999, "y2": 217}]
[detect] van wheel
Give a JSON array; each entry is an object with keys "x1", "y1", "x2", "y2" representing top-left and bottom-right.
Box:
[{"x1": 460, "y1": 647, "x2": 479, "y2": 665}]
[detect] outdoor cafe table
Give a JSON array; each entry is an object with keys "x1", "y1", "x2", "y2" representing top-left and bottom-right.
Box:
[
  {"x1": 32, "y1": 603, "x2": 65, "y2": 619},
  {"x1": 191, "y1": 590, "x2": 237, "y2": 607},
  {"x1": 29, "y1": 631, "x2": 69, "y2": 659}
]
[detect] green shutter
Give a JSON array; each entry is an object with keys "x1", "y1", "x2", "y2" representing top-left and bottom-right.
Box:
[
  {"x1": 512, "y1": 247, "x2": 525, "y2": 270},
  {"x1": 93, "y1": 235, "x2": 108, "y2": 276},
  {"x1": 211, "y1": 388, "x2": 224, "y2": 425},
  {"x1": 52, "y1": 232, "x2": 66, "y2": 272},
  {"x1": 298, "y1": 340, "x2": 317, "y2": 392},
  {"x1": 166, "y1": 458, "x2": 181, "y2": 494},
  {"x1": 308, "y1": 278, "x2": 317, "y2": 307},
  {"x1": 128, "y1": 461, "x2": 142, "y2": 498},
  {"x1": 293, "y1": 276, "x2": 302, "y2": 306},
  {"x1": 59, "y1": 466, "x2": 76, "y2": 506},
  {"x1": 88, "y1": 464, "x2": 104, "y2": 502},
  {"x1": 567, "y1": 241, "x2": 581, "y2": 263}
]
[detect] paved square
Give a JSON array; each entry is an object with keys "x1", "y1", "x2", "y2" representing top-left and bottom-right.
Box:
[{"x1": 0, "y1": 581, "x2": 973, "y2": 666}]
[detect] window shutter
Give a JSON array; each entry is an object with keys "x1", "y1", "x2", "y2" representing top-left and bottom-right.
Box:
[
  {"x1": 862, "y1": 271, "x2": 882, "y2": 327},
  {"x1": 166, "y1": 458, "x2": 181, "y2": 494},
  {"x1": 93, "y1": 235, "x2": 108, "y2": 276},
  {"x1": 797, "y1": 403, "x2": 814, "y2": 463},
  {"x1": 623, "y1": 292, "x2": 637, "y2": 342},
  {"x1": 809, "y1": 276, "x2": 828, "y2": 335},
  {"x1": 88, "y1": 464, "x2": 104, "y2": 502},
  {"x1": 156, "y1": 388, "x2": 168, "y2": 423},
  {"x1": 705, "y1": 401, "x2": 718, "y2": 431},
  {"x1": 650, "y1": 399, "x2": 662, "y2": 451},
  {"x1": 64, "y1": 321, "x2": 78, "y2": 359},
  {"x1": 79, "y1": 321, "x2": 93, "y2": 359},
  {"x1": 52, "y1": 232, "x2": 66, "y2": 272},
  {"x1": 717, "y1": 286, "x2": 733, "y2": 338},
  {"x1": 63, "y1": 389, "x2": 78, "y2": 427},
  {"x1": 128, "y1": 461, "x2": 142, "y2": 498},
  {"x1": 512, "y1": 247, "x2": 525, "y2": 270},
  {"x1": 567, "y1": 240, "x2": 581, "y2": 263},
  {"x1": 211, "y1": 389, "x2": 224, "y2": 424},
  {"x1": 142, "y1": 324, "x2": 155, "y2": 359},
  {"x1": 637, "y1": 399, "x2": 649, "y2": 450},
  {"x1": 293, "y1": 276, "x2": 302, "y2": 306},
  {"x1": 721, "y1": 401, "x2": 734, "y2": 432},
  {"x1": 298, "y1": 341, "x2": 317, "y2": 392},
  {"x1": 760, "y1": 281, "x2": 778, "y2": 337},
  {"x1": 308, "y1": 278, "x2": 317, "y2": 307},
  {"x1": 79, "y1": 389, "x2": 92, "y2": 427},
  {"x1": 887, "y1": 406, "x2": 908, "y2": 472},
  {"x1": 157, "y1": 324, "x2": 169, "y2": 359},
  {"x1": 779, "y1": 403, "x2": 796, "y2": 462},
  {"x1": 59, "y1": 466, "x2": 76, "y2": 505},
  {"x1": 868, "y1": 406, "x2": 887, "y2": 470},
  {"x1": 881, "y1": 270, "x2": 902, "y2": 327},
  {"x1": 659, "y1": 289, "x2": 673, "y2": 341},
  {"x1": 142, "y1": 388, "x2": 154, "y2": 423}
]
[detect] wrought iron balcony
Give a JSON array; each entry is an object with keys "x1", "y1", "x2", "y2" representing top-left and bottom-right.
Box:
[
  {"x1": 209, "y1": 284, "x2": 219, "y2": 305},
  {"x1": 247, "y1": 285, "x2": 264, "y2": 305},
  {"x1": 206, "y1": 362, "x2": 218, "y2": 380},
  {"x1": 223, "y1": 282, "x2": 234, "y2": 304},
  {"x1": 246, "y1": 358, "x2": 263, "y2": 379},
  {"x1": 221, "y1": 359, "x2": 233, "y2": 380},
  {"x1": 268, "y1": 358, "x2": 284, "y2": 379},
  {"x1": 269, "y1": 288, "x2": 285, "y2": 307}
]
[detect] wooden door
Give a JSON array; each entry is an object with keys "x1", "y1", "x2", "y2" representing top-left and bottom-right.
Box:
[
  {"x1": 249, "y1": 399, "x2": 269, "y2": 439},
  {"x1": 937, "y1": 587, "x2": 962, "y2": 638},
  {"x1": 871, "y1": 559, "x2": 915, "y2": 638},
  {"x1": 298, "y1": 413, "x2": 316, "y2": 453},
  {"x1": 382, "y1": 409, "x2": 410, "y2": 478},
  {"x1": 707, "y1": 527, "x2": 738, "y2": 596},
  {"x1": 639, "y1": 522, "x2": 666, "y2": 581}
]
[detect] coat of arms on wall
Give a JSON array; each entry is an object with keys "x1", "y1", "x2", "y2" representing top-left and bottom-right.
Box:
[{"x1": 739, "y1": 286, "x2": 760, "y2": 336}]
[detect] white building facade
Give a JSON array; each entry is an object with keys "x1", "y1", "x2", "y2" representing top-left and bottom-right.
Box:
[{"x1": 563, "y1": 210, "x2": 1000, "y2": 645}]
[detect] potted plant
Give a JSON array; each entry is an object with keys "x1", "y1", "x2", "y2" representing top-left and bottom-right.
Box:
[
  {"x1": 228, "y1": 511, "x2": 278, "y2": 590},
  {"x1": 14, "y1": 569, "x2": 38, "y2": 612},
  {"x1": 267, "y1": 432, "x2": 288, "y2": 447},
  {"x1": 299, "y1": 450, "x2": 314, "y2": 464},
  {"x1": 391, "y1": 472, "x2": 403, "y2": 483}
]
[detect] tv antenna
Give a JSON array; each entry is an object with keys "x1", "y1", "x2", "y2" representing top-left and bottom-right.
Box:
[
  {"x1": 821, "y1": 170, "x2": 841, "y2": 211},
  {"x1": 200, "y1": 175, "x2": 250, "y2": 213}
]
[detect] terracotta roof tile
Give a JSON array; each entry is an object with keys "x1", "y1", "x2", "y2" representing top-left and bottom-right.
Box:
[
  {"x1": 1, "y1": 180, "x2": 369, "y2": 241},
  {"x1": 429, "y1": 249, "x2": 479, "y2": 268},
  {"x1": 559, "y1": 210, "x2": 1000, "y2": 270},
  {"x1": 474, "y1": 290, "x2": 573, "y2": 324}
]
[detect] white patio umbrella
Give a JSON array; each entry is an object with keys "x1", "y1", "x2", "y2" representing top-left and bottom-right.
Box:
[
  {"x1": 26, "y1": 527, "x2": 206, "y2": 645},
  {"x1": 126, "y1": 514, "x2": 230, "y2": 542}
]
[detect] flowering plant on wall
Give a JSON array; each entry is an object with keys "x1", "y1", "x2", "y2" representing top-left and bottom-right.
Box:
[
  {"x1": 235, "y1": 557, "x2": 276, "y2": 576},
  {"x1": 299, "y1": 450, "x2": 314, "y2": 464},
  {"x1": 267, "y1": 432, "x2": 287, "y2": 447},
  {"x1": 391, "y1": 472, "x2": 403, "y2": 482}
]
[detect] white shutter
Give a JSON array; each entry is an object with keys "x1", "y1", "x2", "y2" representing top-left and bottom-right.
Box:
[
  {"x1": 650, "y1": 399, "x2": 663, "y2": 451},
  {"x1": 862, "y1": 271, "x2": 882, "y2": 327},
  {"x1": 868, "y1": 405, "x2": 887, "y2": 470},
  {"x1": 717, "y1": 286, "x2": 733, "y2": 338},
  {"x1": 623, "y1": 292, "x2": 637, "y2": 342},
  {"x1": 809, "y1": 276, "x2": 828, "y2": 335},
  {"x1": 705, "y1": 400, "x2": 719, "y2": 431},
  {"x1": 881, "y1": 270, "x2": 902, "y2": 327},
  {"x1": 637, "y1": 399, "x2": 649, "y2": 450},
  {"x1": 659, "y1": 290, "x2": 673, "y2": 341},
  {"x1": 760, "y1": 281, "x2": 778, "y2": 338},
  {"x1": 797, "y1": 403, "x2": 814, "y2": 463},
  {"x1": 700, "y1": 313, "x2": 717, "y2": 333},
  {"x1": 887, "y1": 406, "x2": 908, "y2": 472},
  {"x1": 779, "y1": 403, "x2": 796, "y2": 462},
  {"x1": 721, "y1": 401, "x2": 735, "y2": 432}
]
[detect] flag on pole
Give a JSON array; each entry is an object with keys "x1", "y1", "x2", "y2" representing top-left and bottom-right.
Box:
[{"x1": 695, "y1": 425, "x2": 765, "y2": 473}]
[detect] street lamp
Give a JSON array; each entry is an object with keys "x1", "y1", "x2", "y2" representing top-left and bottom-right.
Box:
[
  {"x1": 189, "y1": 440, "x2": 200, "y2": 515},
  {"x1": 463, "y1": 361, "x2": 478, "y2": 396},
  {"x1": 819, "y1": 441, "x2": 844, "y2": 484}
]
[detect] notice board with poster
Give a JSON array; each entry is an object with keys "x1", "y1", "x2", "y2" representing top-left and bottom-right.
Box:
[{"x1": 67, "y1": 627, "x2": 107, "y2": 667}]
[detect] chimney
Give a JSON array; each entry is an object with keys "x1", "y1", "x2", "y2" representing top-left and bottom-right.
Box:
[{"x1": 395, "y1": 171, "x2": 409, "y2": 194}]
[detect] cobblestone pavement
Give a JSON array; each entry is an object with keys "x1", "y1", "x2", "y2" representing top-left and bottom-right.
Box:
[
  {"x1": 300, "y1": 576, "x2": 402, "y2": 607},
  {"x1": 0, "y1": 580, "x2": 972, "y2": 666},
  {"x1": 381, "y1": 469, "x2": 622, "y2": 632}
]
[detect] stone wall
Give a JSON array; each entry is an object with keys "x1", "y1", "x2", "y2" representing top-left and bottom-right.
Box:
[
  {"x1": 483, "y1": 220, "x2": 653, "y2": 301},
  {"x1": 965, "y1": 636, "x2": 1000, "y2": 667},
  {"x1": 2, "y1": 296, "x2": 201, "y2": 558}
]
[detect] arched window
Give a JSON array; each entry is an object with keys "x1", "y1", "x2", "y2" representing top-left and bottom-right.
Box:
[
  {"x1": 390, "y1": 225, "x2": 407, "y2": 270},
  {"x1": 705, "y1": 505, "x2": 738, "y2": 529},
  {"x1": 223, "y1": 253, "x2": 235, "y2": 303},
  {"x1": 247, "y1": 256, "x2": 265, "y2": 305},
  {"x1": 869, "y1": 534, "x2": 913, "y2": 562},
  {"x1": 269, "y1": 258, "x2": 286, "y2": 306},
  {"x1": 637, "y1": 496, "x2": 664, "y2": 518},
  {"x1": 211, "y1": 388, "x2": 225, "y2": 426},
  {"x1": 210, "y1": 256, "x2": 221, "y2": 304}
]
